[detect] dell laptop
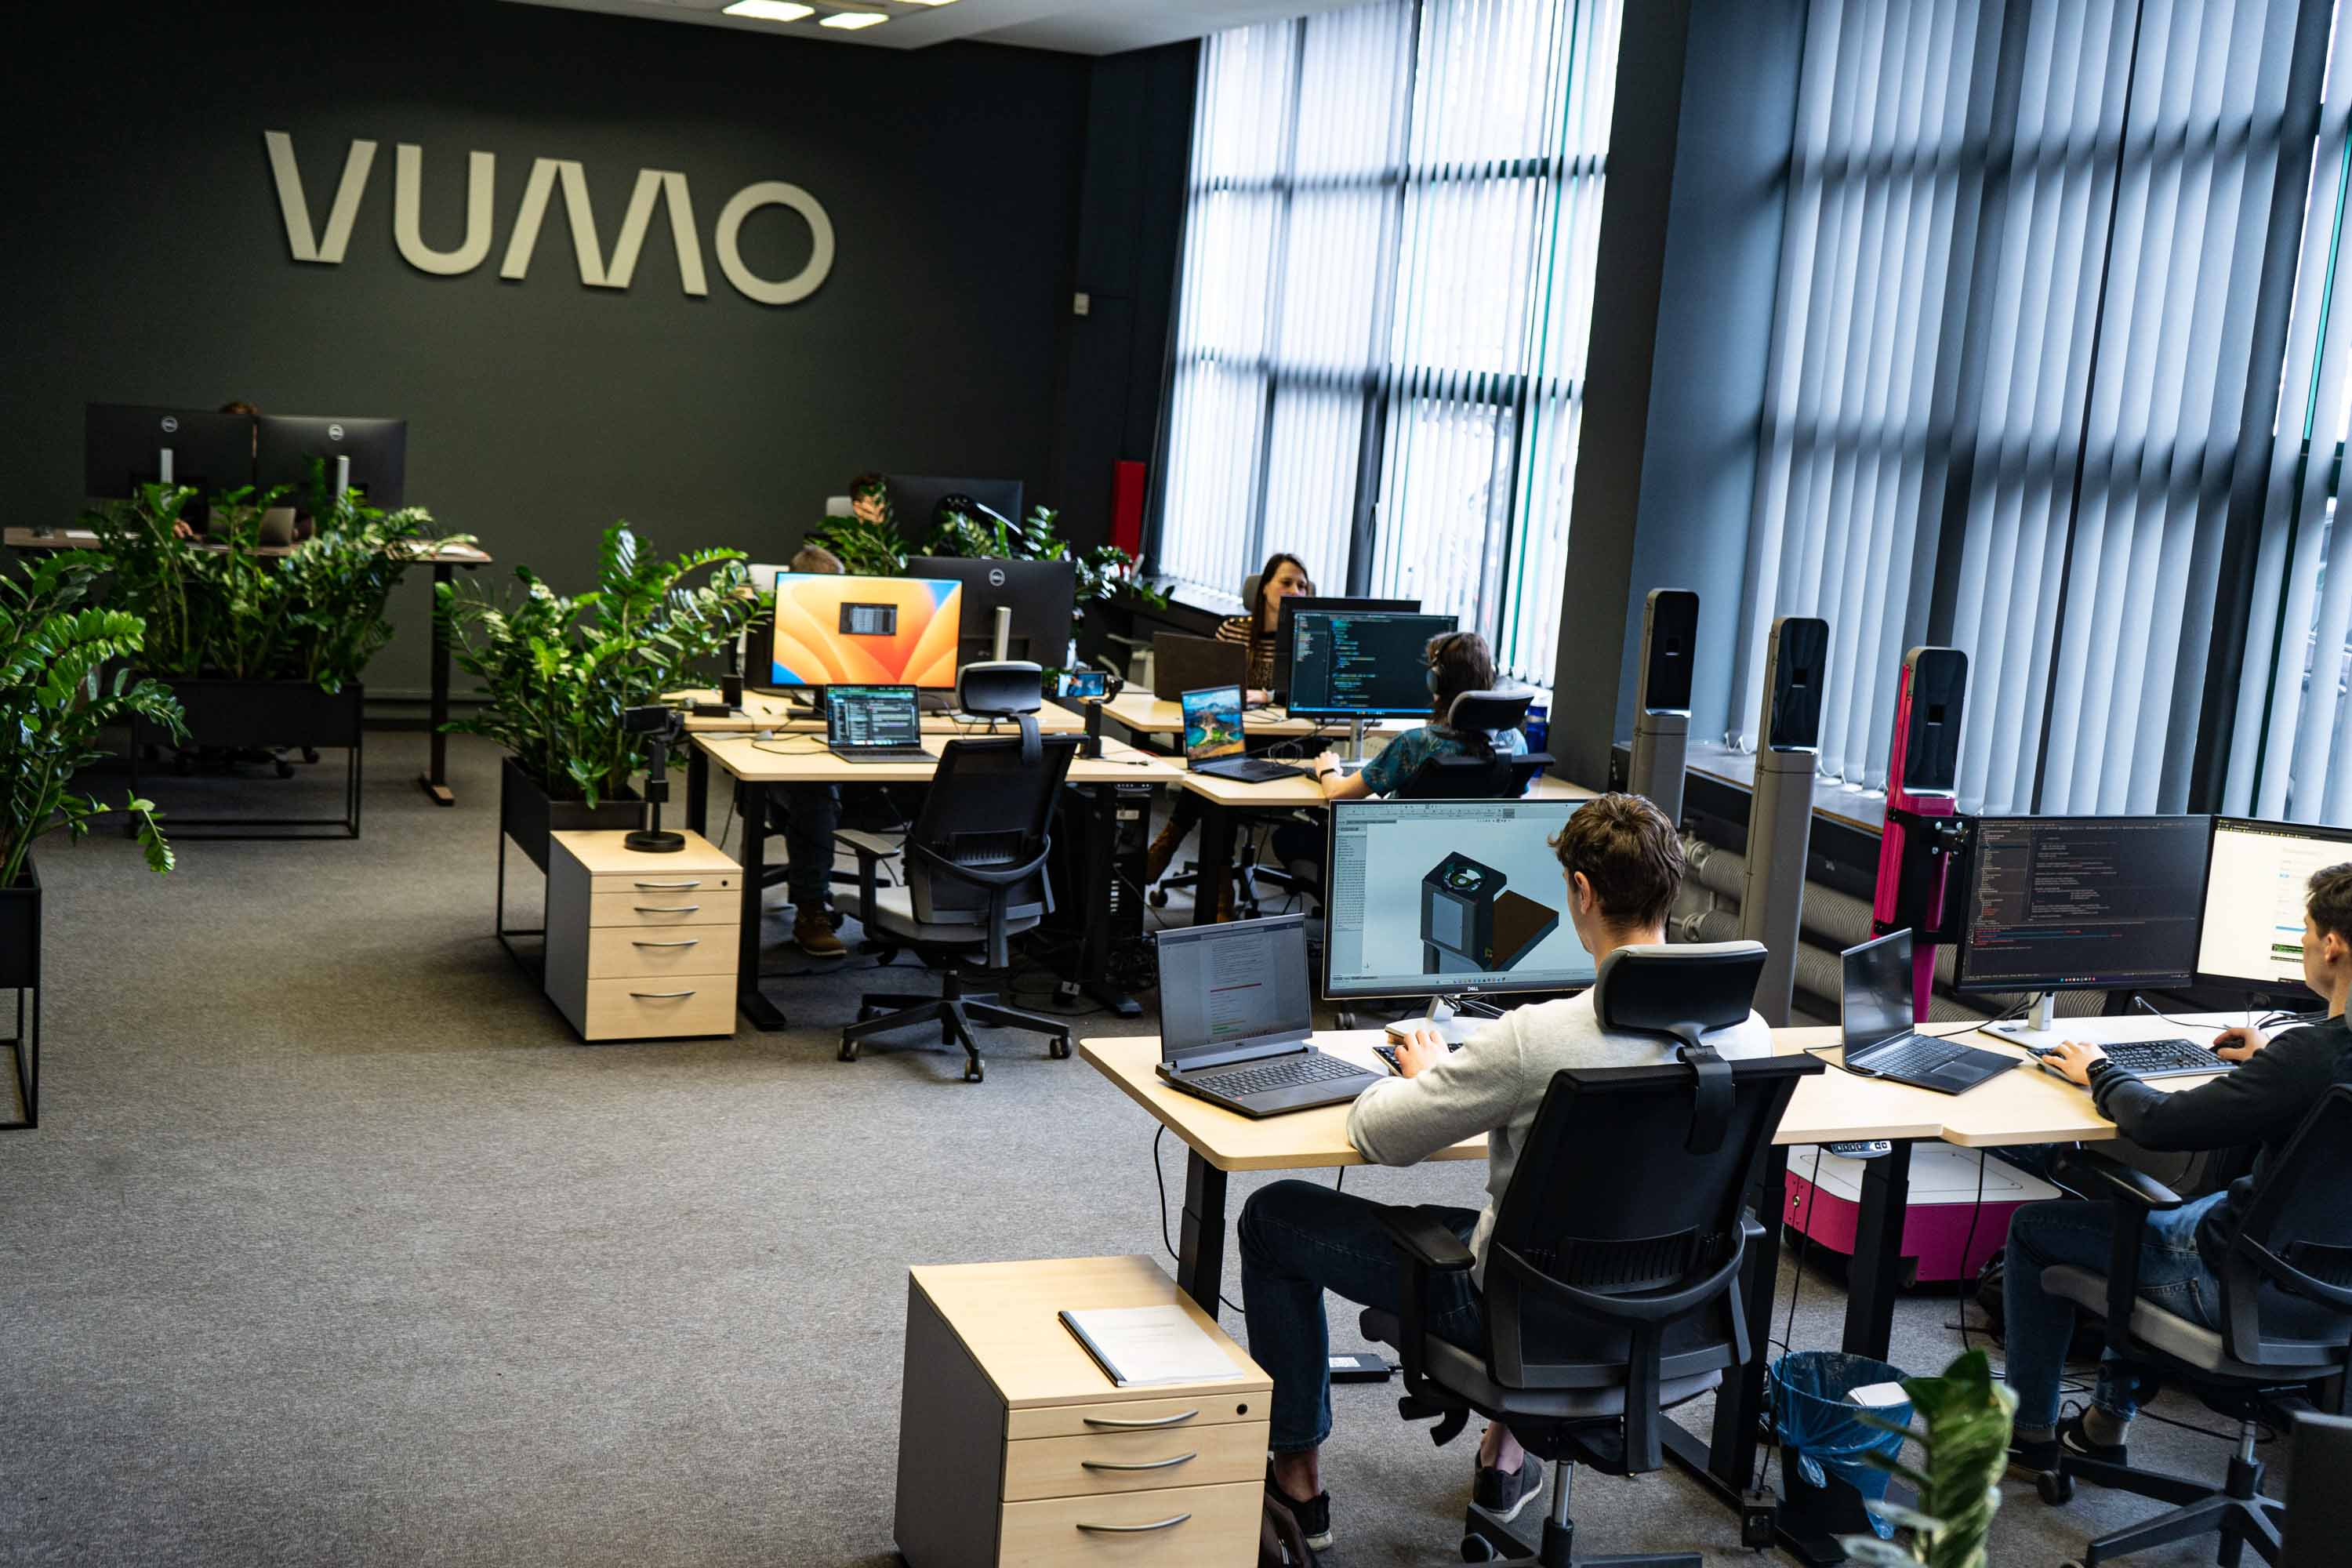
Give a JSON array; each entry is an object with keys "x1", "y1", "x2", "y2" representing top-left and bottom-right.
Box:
[
  {"x1": 824, "y1": 684, "x2": 933, "y2": 763},
  {"x1": 1838, "y1": 930, "x2": 2019, "y2": 1094},
  {"x1": 1154, "y1": 915, "x2": 1384, "y2": 1117},
  {"x1": 1180, "y1": 684, "x2": 1307, "y2": 785}
]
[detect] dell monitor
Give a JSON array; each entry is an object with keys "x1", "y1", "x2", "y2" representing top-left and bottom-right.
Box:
[
  {"x1": 254, "y1": 415, "x2": 408, "y2": 512},
  {"x1": 768, "y1": 570, "x2": 964, "y2": 691},
  {"x1": 1323, "y1": 797, "x2": 1597, "y2": 1004},
  {"x1": 1287, "y1": 610, "x2": 1461, "y2": 718},
  {"x1": 1272, "y1": 595, "x2": 1417, "y2": 704},
  {"x1": 2198, "y1": 816, "x2": 2352, "y2": 996},
  {"x1": 84, "y1": 403, "x2": 256, "y2": 505},
  {"x1": 904, "y1": 555, "x2": 1075, "y2": 668},
  {"x1": 884, "y1": 475, "x2": 1024, "y2": 539},
  {"x1": 1955, "y1": 816, "x2": 2212, "y2": 1004}
]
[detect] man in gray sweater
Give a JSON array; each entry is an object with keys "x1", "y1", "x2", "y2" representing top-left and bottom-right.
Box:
[{"x1": 1244, "y1": 793, "x2": 1773, "y2": 1551}]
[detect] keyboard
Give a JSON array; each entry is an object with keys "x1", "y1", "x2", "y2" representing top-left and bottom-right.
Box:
[
  {"x1": 1192, "y1": 1054, "x2": 1370, "y2": 1098},
  {"x1": 2034, "y1": 1036, "x2": 2231, "y2": 1079},
  {"x1": 1849, "y1": 1033, "x2": 1970, "y2": 1080},
  {"x1": 1194, "y1": 756, "x2": 1309, "y2": 784}
]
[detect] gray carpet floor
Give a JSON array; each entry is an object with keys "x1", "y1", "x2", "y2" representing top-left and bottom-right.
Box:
[{"x1": 0, "y1": 732, "x2": 2286, "y2": 1566}]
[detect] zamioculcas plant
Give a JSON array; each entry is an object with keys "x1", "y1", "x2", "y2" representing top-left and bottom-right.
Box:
[
  {"x1": 1838, "y1": 1349, "x2": 2017, "y2": 1568},
  {"x1": 0, "y1": 554, "x2": 185, "y2": 883},
  {"x1": 927, "y1": 503, "x2": 1168, "y2": 619}
]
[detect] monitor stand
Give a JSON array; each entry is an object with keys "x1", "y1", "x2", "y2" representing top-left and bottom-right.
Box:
[
  {"x1": 1385, "y1": 994, "x2": 1479, "y2": 1047},
  {"x1": 1984, "y1": 990, "x2": 2058, "y2": 1045},
  {"x1": 1347, "y1": 716, "x2": 1368, "y2": 763}
]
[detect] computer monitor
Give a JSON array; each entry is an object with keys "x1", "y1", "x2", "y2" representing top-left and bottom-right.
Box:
[
  {"x1": 253, "y1": 415, "x2": 408, "y2": 511},
  {"x1": 1272, "y1": 594, "x2": 1417, "y2": 704},
  {"x1": 1955, "y1": 815, "x2": 2212, "y2": 993},
  {"x1": 1323, "y1": 797, "x2": 1597, "y2": 1000},
  {"x1": 904, "y1": 556, "x2": 1076, "y2": 667},
  {"x1": 83, "y1": 403, "x2": 256, "y2": 503},
  {"x1": 2197, "y1": 816, "x2": 2352, "y2": 995},
  {"x1": 768, "y1": 570, "x2": 964, "y2": 691},
  {"x1": 885, "y1": 475, "x2": 1024, "y2": 538},
  {"x1": 1287, "y1": 610, "x2": 1461, "y2": 719},
  {"x1": 1179, "y1": 684, "x2": 1246, "y2": 768}
]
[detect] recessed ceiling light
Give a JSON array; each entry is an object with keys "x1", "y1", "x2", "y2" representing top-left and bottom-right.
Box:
[
  {"x1": 723, "y1": 0, "x2": 814, "y2": 20},
  {"x1": 820, "y1": 9, "x2": 888, "y2": 27}
]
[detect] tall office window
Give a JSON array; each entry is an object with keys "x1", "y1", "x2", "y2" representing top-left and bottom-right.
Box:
[
  {"x1": 1728, "y1": 0, "x2": 2329, "y2": 815},
  {"x1": 1156, "y1": 0, "x2": 1621, "y2": 682}
]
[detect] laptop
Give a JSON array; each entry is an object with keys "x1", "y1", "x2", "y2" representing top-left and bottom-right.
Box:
[
  {"x1": 1180, "y1": 684, "x2": 1307, "y2": 784},
  {"x1": 1838, "y1": 930, "x2": 2020, "y2": 1095},
  {"x1": 1152, "y1": 633, "x2": 1250, "y2": 702},
  {"x1": 825, "y1": 684, "x2": 933, "y2": 763},
  {"x1": 1152, "y1": 915, "x2": 1385, "y2": 1117}
]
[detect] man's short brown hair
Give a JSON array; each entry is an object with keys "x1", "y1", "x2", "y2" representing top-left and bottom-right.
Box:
[
  {"x1": 789, "y1": 543, "x2": 844, "y2": 575},
  {"x1": 1550, "y1": 792, "x2": 1684, "y2": 930},
  {"x1": 2310, "y1": 862, "x2": 2352, "y2": 946}
]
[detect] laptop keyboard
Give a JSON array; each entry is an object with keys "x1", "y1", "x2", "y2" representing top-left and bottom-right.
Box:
[
  {"x1": 1851, "y1": 1033, "x2": 1968, "y2": 1079},
  {"x1": 1195, "y1": 1054, "x2": 1370, "y2": 1098}
]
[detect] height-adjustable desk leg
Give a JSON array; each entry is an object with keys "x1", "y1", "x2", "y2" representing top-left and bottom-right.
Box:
[
  {"x1": 1192, "y1": 801, "x2": 1236, "y2": 928},
  {"x1": 419, "y1": 561, "x2": 457, "y2": 806},
  {"x1": 1844, "y1": 1138, "x2": 1913, "y2": 1357},
  {"x1": 1177, "y1": 1152, "x2": 1230, "y2": 1319},
  {"x1": 685, "y1": 746, "x2": 709, "y2": 838},
  {"x1": 733, "y1": 779, "x2": 786, "y2": 1032}
]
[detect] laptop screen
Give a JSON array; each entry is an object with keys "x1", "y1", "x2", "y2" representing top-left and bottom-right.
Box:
[
  {"x1": 827, "y1": 684, "x2": 921, "y2": 750},
  {"x1": 1180, "y1": 684, "x2": 1246, "y2": 766},
  {"x1": 1156, "y1": 915, "x2": 1314, "y2": 1065},
  {"x1": 1842, "y1": 928, "x2": 1915, "y2": 1052}
]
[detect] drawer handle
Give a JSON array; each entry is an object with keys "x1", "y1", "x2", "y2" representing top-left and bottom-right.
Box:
[
  {"x1": 1080, "y1": 1451, "x2": 1196, "y2": 1473},
  {"x1": 629, "y1": 990, "x2": 698, "y2": 1000},
  {"x1": 1081, "y1": 1410, "x2": 1197, "y2": 1430},
  {"x1": 1074, "y1": 1514, "x2": 1191, "y2": 1535},
  {"x1": 634, "y1": 879, "x2": 703, "y2": 889},
  {"x1": 630, "y1": 938, "x2": 702, "y2": 949},
  {"x1": 633, "y1": 904, "x2": 702, "y2": 913}
]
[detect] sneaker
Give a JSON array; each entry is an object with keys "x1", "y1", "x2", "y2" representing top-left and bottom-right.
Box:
[
  {"x1": 1264, "y1": 1462, "x2": 1334, "y2": 1551},
  {"x1": 1474, "y1": 1452, "x2": 1545, "y2": 1523},
  {"x1": 2057, "y1": 1410, "x2": 2129, "y2": 1467},
  {"x1": 793, "y1": 910, "x2": 847, "y2": 958}
]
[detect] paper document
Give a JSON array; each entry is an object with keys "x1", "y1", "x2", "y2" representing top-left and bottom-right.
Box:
[{"x1": 1060, "y1": 1305, "x2": 1246, "y2": 1388}]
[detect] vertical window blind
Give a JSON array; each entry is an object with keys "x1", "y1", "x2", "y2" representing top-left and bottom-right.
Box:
[
  {"x1": 1730, "y1": 0, "x2": 2332, "y2": 818},
  {"x1": 1155, "y1": 0, "x2": 1621, "y2": 683}
]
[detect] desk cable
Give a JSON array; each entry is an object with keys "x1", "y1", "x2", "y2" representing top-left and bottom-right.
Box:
[
  {"x1": 1152, "y1": 1126, "x2": 1244, "y2": 1316},
  {"x1": 749, "y1": 735, "x2": 831, "y2": 757},
  {"x1": 1756, "y1": 1143, "x2": 1828, "y2": 1495}
]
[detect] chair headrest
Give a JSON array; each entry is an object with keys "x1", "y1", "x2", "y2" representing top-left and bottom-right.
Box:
[
  {"x1": 1444, "y1": 688, "x2": 1534, "y2": 733},
  {"x1": 958, "y1": 660, "x2": 1044, "y2": 717},
  {"x1": 1592, "y1": 941, "x2": 1768, "y2": 1043},
  {"x1": 1240, "y1": 572, "x2": 1261, "y2": 611}
]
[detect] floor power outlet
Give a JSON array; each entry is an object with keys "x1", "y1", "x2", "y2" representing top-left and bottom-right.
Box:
[{"x1": 1329, "y1": 1352, "x2": 1394, "y2": 1383}]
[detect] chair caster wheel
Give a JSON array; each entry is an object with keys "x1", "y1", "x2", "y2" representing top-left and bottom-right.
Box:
[
  {"x1": 1460, "y1": 1537, "x2": 1499, "y2": 1563},
  {"x1": 2038, "y1": 1471, "x2": 2075, "y2": 1505},
  {"x1": 1147, "y1": 888, "x2": 1169, "y2": 908},
  {"x1": 837, "y1": 1036, "x2": 859, "y2": 1062},
  {"x1": 302, "y1": 747, "x2": 320, "y2": 764},
  {"x1": 275, "y1": 759, "x2": 295, "y2": 779},
  {"x1": 964, "y1": 1060, "x2": 984, "y2": 1083},
  {"x1": 1050, "y1": 1036, "x2": 1071, "y2": 1060}
]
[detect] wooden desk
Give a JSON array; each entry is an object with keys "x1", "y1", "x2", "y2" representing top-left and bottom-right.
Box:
[
  {"x1": 697, "y1": 732, "x2": 1182, "y2": 1029},
  {"x1": 1102, "y1": 690, "x2": 1411, "y2": 740},
  {"x1": 6, "y1": 527, "x2": 495, "y2": 807}
]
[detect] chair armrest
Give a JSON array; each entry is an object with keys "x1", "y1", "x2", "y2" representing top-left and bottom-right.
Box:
[
  {"x1": 836, "y1": 829, "x2": 902, "y2": 863},
  {"x1": 1373, "y1": 1205, "x2": 1477, "y2": 1273},
  {"x1": 2051, "y1": 1148, "x2": 2187, "y2": 1210}
]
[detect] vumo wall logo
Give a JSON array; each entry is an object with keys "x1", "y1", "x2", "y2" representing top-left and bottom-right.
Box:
[{"x1": 263, "y1": 132, "x2": 834, "y2": 305}]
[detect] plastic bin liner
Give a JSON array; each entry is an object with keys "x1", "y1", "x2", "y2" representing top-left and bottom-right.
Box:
[{"x1": 1771, "y1": 1351, "x2": 1912, "y2": 1539}]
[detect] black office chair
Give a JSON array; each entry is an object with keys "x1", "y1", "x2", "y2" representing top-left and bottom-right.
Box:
[
  {"x1": 2036, "y1": 1085, "x2": 2352, "y2": 1567},
  {"x1": 1393, "y1": 690, "x2": 1554, "y2": 800},
  {"x1": 1360, "y1": 941, "x2": 1819, "y2": 1566},
  {"x1": 836, "y1": 731, "x2": 1079, "y2": 1082}
]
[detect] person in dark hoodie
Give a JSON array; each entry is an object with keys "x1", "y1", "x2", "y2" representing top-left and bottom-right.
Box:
[{"x1": 2004, "y1": 859, "x2": 2352, "y2": 1471}]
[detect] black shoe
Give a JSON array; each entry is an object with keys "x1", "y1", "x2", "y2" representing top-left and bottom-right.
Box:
[
  {"x1": 1265, "y1": 1461, "x2": 1334, "y2": 1551},
  {"x1": 1474, "y1": 1452, "x2": 1545, "y2": 1523},
  {"x1": 2057, "y1": 1410, "x2": 2129, "y2": 1467}
]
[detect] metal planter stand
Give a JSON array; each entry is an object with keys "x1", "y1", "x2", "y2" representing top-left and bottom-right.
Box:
[
  {"x1": 0, "y1": 862, "x2": 40, "y2": 1130},
  {"x1": 495, "y1": 755, "x2": 640, "y2": 974},
  {"x1": 130, "y1": 679, "x2": 367, "y2": 840}
]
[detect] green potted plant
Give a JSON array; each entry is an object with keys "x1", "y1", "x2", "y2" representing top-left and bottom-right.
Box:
[
  {"x1": 1838, "y1": 1349, "x2": 2017, "y2": 1568},
  {"x1": 85, "y1": 477, "x2": 471, "y2": 835},
  {"x1": 437, "y1": 523, "x2": 755, "y2": 882},
  {"x1": 927, "y1": 503, "x2": 1166, "y2": 622},
  {"x1": 0, "y1": 554, "x2": 183, "y2": 1128}
]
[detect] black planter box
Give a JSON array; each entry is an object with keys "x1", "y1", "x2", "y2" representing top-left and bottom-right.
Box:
[
  {"x1": 0, "y1": 861, "x2": 40, "y2": 1129},
  {"x1": 129, "y1": 679, "x2": 366, "y2": 839},
  {"x1": 495, "y1": 755, "x2": 640, "y2": 972}
]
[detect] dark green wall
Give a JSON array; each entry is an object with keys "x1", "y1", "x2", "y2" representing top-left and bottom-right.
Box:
[{"x1": 0, "y1": 0, "x2": 1164, "y2": 701}]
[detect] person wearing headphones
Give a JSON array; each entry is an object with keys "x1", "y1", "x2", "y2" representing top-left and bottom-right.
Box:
[{"x1": 1307, "y1": 629, "x2": 1529, "y2": 802}]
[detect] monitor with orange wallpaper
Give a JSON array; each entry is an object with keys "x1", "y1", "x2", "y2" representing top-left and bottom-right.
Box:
[{"x1": 768, "y1": 572, "x2": 964, "y2": 691}]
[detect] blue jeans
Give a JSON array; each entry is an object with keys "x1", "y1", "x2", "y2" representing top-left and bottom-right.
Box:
[
  {"x1": 779, "y1": 784, "x2": 839, "y2": 909},
  {"x1": 2002, "y1": 1192, "x2": 2224, "y2": 1433},
  {"x1": 1238, "y1": 1179, "x2": 1485, "y2": 1453}
]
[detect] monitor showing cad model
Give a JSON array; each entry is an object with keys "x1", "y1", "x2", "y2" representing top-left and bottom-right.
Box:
[
  {"x1": 769, "y1": 571, "x2": 964, "y2": 690},
  {"x1": 2198, "y1": 817, "x2": 2352, "y2": 992},
  {"x1": 1324, "y1": 798, "x2": 1595, "y2": 1000}
]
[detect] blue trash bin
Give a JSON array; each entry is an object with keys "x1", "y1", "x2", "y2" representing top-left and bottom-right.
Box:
[{"x1": 1770, "y1": 1351, "x2": 1912, "y2": 1541}]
